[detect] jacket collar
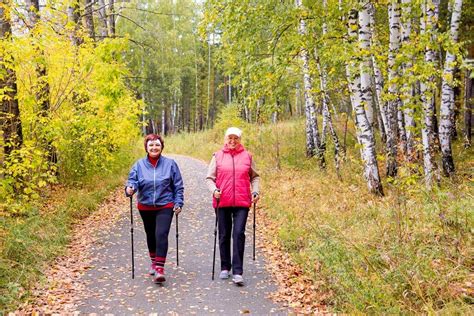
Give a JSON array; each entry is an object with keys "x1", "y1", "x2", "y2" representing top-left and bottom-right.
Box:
[{"x1": 222, "y1": 143, "x2": 245, "y2": 154}]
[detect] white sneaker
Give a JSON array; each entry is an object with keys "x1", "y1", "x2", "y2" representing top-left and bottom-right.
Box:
[
  {"x1": 149, "y1": 264, "x2": 156, "y2": 275},
  {"x1": 219, "y1": 270, "x2": 230, "y2": 279},
  {"x1": 232, "y1": 274, "x2": 244, "y2": 285}
]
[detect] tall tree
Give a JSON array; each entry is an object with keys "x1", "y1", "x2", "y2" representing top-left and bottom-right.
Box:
[
  {"x1": 439, "y1": 0, "x2": 463, "y2": 176},
  {"x1": 386, "y1": 1, "x2": 402, "y2": 177},
  {"x1": 84, "y1": 0, "x2": 95, "y2": 40},
  {"x1": 296, "y1": 0, "x2": 323, "y2": 164},
  {"x1": 0, "y1": 1, "x2": 22, "y2": 157},
  {"x1": 420, "y1": 0, "x2": 439, "y2": 187},
  {"x1": 67, "y1": 0, "x2": 83, "y2": 46},
  {"x1": 97, "y1": 0, "x2": 108, "y2": 38},
  {"x1": 346, "y1": 7, "x2": 384, "y2": 196},
  {"x1": 400, "y1": 0, "x2": 416, "y2": 161}
]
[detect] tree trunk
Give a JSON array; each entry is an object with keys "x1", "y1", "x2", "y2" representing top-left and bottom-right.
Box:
[
  {"x1": 401, "y1": 0, "x2": 416, "y2": 161},
  {"x1": 439, "y1": 0, "x2": 463, "y2": 177},
  {"x1": 464, "y1": 69, "x2": 473, "y2": 148},
  {"x1": 368, "y1": 4, "x2": 387, "y2": 144},
  {"x1": 97, "y1": 0, "x2": 108, "y2": 39},
  {"x1": 296, "y1": 0, "x2": 323, "y2": 165},
  {"x1": 347, "y1": 8, "x2": 384, "y2": 196},
  {"x1": 84, "y1": 0, "x2": 95, "y2": 40},
  {"x1": 359, "y1": 3, "x2": 375, "y2": 129},
  {"x1": 108, "y1": 0, "x2": 116, "y2": 37},
  {"x1": 420, "y1": 1, "x2": 439, "y2": 188},
  {"x1": 1, "y1": 3, "x2": 23, "y2": 157},
  {"x1": 386, "y1": 1, "x2": 401, "y2": 177},
  {"x1": 67, "y1": 1, "x2": 83, "y2": 46}
]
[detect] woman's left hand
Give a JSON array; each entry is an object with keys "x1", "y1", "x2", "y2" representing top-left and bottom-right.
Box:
[
  {"x1": 173, "y1": 206, "x2": 182, "y2": 215},
  {"x1": 252, "y1": 193, "x2": 259, "y2": 203}
]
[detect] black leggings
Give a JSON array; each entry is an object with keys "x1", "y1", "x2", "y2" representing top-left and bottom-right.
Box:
[{"x1": 139, "y1": 208, "x2": 174, "y2": 260}]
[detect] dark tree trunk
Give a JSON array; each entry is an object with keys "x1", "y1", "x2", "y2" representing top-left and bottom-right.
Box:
[
  {"x1": 464, "y1": 70, "x2": 473, "y2": 148},
  {"x1": 0, "y1": 4, "x2": 23, "y2": 157},
  {"x1": 84, "y1": 0, "x2": 95, "y2": 40}
]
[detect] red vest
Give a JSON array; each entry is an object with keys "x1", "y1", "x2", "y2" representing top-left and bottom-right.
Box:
[{"x1": 213, "y1": 144, "x2": 252, "y2": 208}]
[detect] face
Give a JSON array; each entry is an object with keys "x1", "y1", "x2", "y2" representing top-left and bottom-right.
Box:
[
  {"x1": 146, "y1": 139, "x2": 162, "y2": 158},
  {"x1": 226, "y1": 134, "x2": 241, "y2": 149}
]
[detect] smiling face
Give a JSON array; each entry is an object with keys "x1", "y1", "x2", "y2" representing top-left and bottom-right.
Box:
[
  {"x1": 146, "y1": 140, "x2": 162, "y2": 158},
  {"x1": 225, "y1": 134, "x2": 241, "y2": 149}
]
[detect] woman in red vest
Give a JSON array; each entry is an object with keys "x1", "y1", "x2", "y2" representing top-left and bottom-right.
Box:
[{"x1": 206, "y1": 127, "x2": 260, "y2": 285}]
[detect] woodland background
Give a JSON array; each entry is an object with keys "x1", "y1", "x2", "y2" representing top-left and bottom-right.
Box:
[{"x1": 1, "y1": 0, "x2": 473, "y2": 313}]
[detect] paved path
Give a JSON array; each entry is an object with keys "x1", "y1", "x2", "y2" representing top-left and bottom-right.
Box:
[{"x1": 77, "y1": 155, "x2": 286, "y2": 315}]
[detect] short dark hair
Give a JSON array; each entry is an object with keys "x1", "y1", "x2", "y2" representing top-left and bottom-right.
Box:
[{"x1": 144, "y1": 134, "x2": 164, "y2": 151}]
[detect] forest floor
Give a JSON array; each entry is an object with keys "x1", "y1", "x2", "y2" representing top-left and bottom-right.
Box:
[{"x1": 16, "y1": 155, "x2": 325, "y2": 314}]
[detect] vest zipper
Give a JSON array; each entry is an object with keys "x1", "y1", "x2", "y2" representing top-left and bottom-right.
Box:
[
  {"x1": 153, "y1": 161, "x2": 157, "y2": 207},
  {"x1": 232, "y1": 154, "x2": 235, "y2": 206}
]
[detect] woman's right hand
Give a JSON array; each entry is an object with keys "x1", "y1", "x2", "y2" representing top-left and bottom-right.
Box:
[
  {"x1": 126, "y1": 186, "x2": 135, "y2": 196},
  {"x1": 213, "y1": 189, "x2": 221, "y2": 199}
]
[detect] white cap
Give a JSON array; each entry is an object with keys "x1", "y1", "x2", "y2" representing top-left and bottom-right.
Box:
[{"x1": 225, "y1": 127, "x2": 242, "y2": 138}]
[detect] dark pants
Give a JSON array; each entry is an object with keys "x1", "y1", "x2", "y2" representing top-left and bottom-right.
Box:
[
  {"x1": 217, "y1": 207, "x2": 249, "y2": 275},
  {"x1": 139, "y1": 208, "x2": 174, "y2": 259}
]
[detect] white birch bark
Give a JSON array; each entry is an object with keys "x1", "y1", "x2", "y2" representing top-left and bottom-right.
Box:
[
  {"x1": 317, "y1": 53, "x2": 342, "y2": 170},
  {"x1": 67, "y1": 2, "x2": 83, "y2": 46},
  {"x1": 97, "y1": 0, "x2": 108, "y2": 38},
  {"x1": 401, "y1": 0, "x2": 416, "y2": 160},
  {"x1": 368, "y1": 3, "x2": 388, "y2": 142},
  {"x1": 296, "y1": 0, "x2": 322, "y2": 163},
  {"x1": 346, "y1": 8, "x2": 384, "y2": 195},
  {"x1": 420, "y1": 1, "x2": 439, "y2": 187},
  {"x1": 317, "y1": 0, "x2": 341, "y2": 167},
  {"x1": 386, "y1": 1, "x2": 401, "y2": 176},
  {"x1": 439, "y1": 0, "x2": 463, "y2": 176},
  {"x1": 359, "y1": 2, "x2": 375, "y2": 129}
]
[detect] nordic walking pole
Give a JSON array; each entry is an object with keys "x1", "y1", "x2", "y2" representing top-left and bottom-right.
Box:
[
  {"x1": 130, "y1": 196, "x2": 135, "y2": 279},
  {"x1": 176, "y1": 213, "x2": 179, "y2": 266},
  {"x1": 212, "y1": 197, "x2": 220, "y2": 280},
  {"x1": 253, "y1": 199, "x2": 256, "y2": 261}
]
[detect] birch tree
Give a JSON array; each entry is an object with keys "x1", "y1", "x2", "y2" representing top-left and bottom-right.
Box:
[
  {"x1": 386, "y1": 1, "x2": 401, "y2": 177},
  {"x1": 97, "y1": 0, "x2": 108, "y2": 38},
  {"x1": 296, "y1": 0, "x2": 323, "y2": 164},
  {"x1": 346, "y1": 8, "x2": 384, "y2": 196},
  {"x1": 368, "y1": 3, "x2": 387, "y2": 143},
  {"x1": 400, "y1": 0, "x2": 416, "y2": 160},
  {"x1": 67, "y1": 0, "x2": 83, "y2": 46},
  {"x1": 358, "y1": 2, "x2": 374, "y2": 129},
  {"x1": 420, "y1": 0, "x2": 439, "y2": 187},
  {"x1": 439, "y1": 0, "x2": 463, "y2": 176},
  {"x1": 317, "y1": 0, "x2": 341, "y2": 170}
]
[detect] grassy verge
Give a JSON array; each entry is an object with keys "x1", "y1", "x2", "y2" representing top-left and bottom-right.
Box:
[
  {"x1": 0, "y1": 143, "x2": 142, "y2": 312},
  {"x1": 166, "y1": 119, "x2": 473, "y2": 314}
]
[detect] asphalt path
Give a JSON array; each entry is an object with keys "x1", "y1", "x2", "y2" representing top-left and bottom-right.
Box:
[{"x1": 76, "y1": 155, "x2": 286, "y2": 315}]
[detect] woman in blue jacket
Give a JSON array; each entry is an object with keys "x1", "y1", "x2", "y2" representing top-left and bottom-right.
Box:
[{"x1": 126, "y1": 134, "x2": 184, "y2": 284}]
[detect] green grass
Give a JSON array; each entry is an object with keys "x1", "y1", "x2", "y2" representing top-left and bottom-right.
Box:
[
  {"x1": 166, "y1": 117, "x2": 473, "y2": 314},
  {"x1": 0, "y1": 144, "x2": 142, "y2": 312}
]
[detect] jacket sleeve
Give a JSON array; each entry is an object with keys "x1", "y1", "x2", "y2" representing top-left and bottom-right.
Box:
[
  {"x1": 125, "y1": 162, "x2": 139, "y2": 197},
  {"x1": 171, "y1": 160, "x2": 184, "y2": 207},
  {"x1": 205, "y1": 155, "x2": 218, "y2": 193},
  {"x1": 250, "y1": 158, "x2": 260, "y2": 194}
]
